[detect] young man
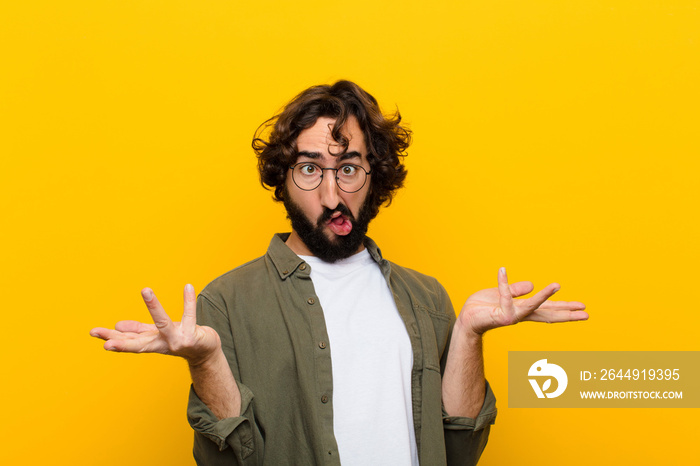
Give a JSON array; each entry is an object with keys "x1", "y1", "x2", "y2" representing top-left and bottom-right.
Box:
[{"x1": 91, "y1": 81, "x2": 587, "y2": 466}]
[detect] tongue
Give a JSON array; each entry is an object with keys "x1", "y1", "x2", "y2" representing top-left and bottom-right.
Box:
[{"x1": 328, "y1": 216, "x2": 352, "y2": 236}]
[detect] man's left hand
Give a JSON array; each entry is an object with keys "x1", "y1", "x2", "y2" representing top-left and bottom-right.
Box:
[{"x1": 458, "y1": 267, "x2": 588, "y2": 336}]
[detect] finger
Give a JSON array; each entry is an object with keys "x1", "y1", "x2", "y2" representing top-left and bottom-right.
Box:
[
  {"x1": 516, "y1": 283, "x2": 561, "y2": 316},
  {"x1": 524, "y1": 309, "x2": 590, "y2": 323},
  {"x1": 181, "y1": 284, "x2": 197, "y2": 333},
  {"x1": 538, "y1": 300, "x2": 587, "y2": 310},
  {"x1": 115, "y1": 320, "x2": 157, "y2": 333},
  {"x1": 141, "y1": 288, "x2": 173, "y2": 337},
  {"x1": 91, "y1": 326, "x2": 155, "y2": 341},
  {"x1": 497, "y1": 267, "x2": 515, "y2": 317},
  {"x1": 103, "y1": 333, "x2": 161, "y2": 353},
  {"x1": 90, "y1": 327, "x2": 123, "y2": 341},
  {"x1": 510, "y1": 281, "x2": 534, "y2": 298}
]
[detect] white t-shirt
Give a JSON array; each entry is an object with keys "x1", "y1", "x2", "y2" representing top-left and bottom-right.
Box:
[{"x1": 299, "y1": 250, "x2": 418, "y2": 466}]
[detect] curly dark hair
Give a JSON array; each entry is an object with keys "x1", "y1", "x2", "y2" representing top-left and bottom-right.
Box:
[{"x1": 253, "y1": 80, "x2": 411, "y2": 220}]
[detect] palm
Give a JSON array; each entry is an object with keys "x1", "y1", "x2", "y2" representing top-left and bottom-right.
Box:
[
  {"x1": 90, "y1": 285, "x2": 221, "y2": 365},
  {"x1": 458, "y1": 268, "x2": 588, "y2": 335}
]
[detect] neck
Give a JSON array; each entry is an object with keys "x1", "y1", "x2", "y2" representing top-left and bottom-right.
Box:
[{"x1": 285, "y1": 230, "x2": 313, "y2": 256}]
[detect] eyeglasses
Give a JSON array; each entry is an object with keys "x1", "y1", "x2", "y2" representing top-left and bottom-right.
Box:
[{"x1": 289, "y1": 162, "x2": 372, "y2": 193}]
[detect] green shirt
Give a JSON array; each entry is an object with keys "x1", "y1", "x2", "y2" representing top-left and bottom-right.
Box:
[{"x1": 187, "y1": 234, "x2": 497, "y2": 465}]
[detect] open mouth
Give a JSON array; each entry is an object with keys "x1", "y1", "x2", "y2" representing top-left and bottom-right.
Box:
[{"x1": 326, "y1": 211, "x2": 353, "y2": 236}]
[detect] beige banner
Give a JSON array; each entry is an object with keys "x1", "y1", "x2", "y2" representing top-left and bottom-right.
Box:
[{"x1": 508, "y1": 352, "x2": 700, "y2": 408}]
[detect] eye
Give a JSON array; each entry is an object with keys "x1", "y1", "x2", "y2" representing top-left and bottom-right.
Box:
[
  {"x1": 339, "y1": 164, "x2": 358, "y2": 176},
  {"x1": 299, "y1": 164, "x2": 318, "y2": 176}
]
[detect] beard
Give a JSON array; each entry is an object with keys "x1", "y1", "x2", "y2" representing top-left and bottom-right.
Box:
[{"x1": 283, "y1": 191, "x2": 372, "y2": 263}]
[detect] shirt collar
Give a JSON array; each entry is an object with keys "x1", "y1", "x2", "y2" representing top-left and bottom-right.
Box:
[{"x1": 267, "y1": 233, "x2": 390, "y2": 280}]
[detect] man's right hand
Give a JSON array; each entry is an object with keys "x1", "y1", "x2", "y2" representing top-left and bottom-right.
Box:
[
  {"x1": 92, "y1": 284, "x2": 242, "y2": 419},
  {"x1": 90, "y1": 284, "x2": 221, "y2": 367}
]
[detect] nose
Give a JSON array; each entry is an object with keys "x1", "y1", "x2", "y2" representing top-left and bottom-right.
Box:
[{"x1": 318, "y1": 171, "x2": 340, "y2": 211}]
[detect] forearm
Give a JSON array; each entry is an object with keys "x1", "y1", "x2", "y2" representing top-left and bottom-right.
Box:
[
  {"x1": 189, "y1": 348, "x2": 241, "y2": 419},
  {"x1": 441, "y1": 320, "x2": 486, "y2": 418}
]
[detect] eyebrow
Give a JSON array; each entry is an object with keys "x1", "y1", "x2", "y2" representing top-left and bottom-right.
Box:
[{"x1": 296, "y1": 151, "x2": 363, "y2": 162}]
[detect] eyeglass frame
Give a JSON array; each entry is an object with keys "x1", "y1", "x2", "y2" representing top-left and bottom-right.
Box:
[{"x1": 288, "y1": 162, "x2": 372, "y2": 193}]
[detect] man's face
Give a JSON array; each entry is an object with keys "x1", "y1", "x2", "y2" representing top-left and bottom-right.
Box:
[{"x1": 283, "y1": 116, "x2": 372, "y2": 262}]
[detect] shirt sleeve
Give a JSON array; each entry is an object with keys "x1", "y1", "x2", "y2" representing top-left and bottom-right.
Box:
[
  {"x1": 442, "y1": 380, "x2": 497, "y2": 466},
  {"x1": 186, "y1": 294, "x2": 265, "y2": 465},
  {"x1": 436, "y1": 281, "x2": 497, "y2": 466}
]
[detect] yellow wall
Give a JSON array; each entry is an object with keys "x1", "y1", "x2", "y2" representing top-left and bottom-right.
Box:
[{"x1": 1, "y1": 1, "x2": 698, "y2": 464}]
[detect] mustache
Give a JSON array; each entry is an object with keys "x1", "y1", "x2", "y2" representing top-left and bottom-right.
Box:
[{"x1": 317, "y1": 203, "x2": 354, "y2": 226}]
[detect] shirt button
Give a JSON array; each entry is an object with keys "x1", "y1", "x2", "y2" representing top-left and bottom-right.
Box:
[
  {"x1": 319, "y1": 341, "x2": 327, "y2": 349},
  {"x1": 321, "y1": 395, "x2": 329, "y2": 403},
  {"x1": 307, "y1": 297, "x2": 315, "y2": 305},
  {"x1": 300, "y1": 264, "x2": 307, "y2": 271}
]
